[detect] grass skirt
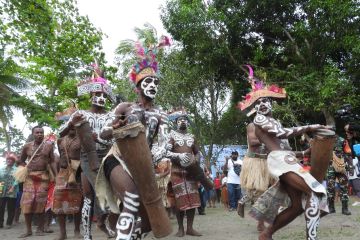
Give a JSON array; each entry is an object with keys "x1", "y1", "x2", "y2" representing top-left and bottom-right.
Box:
[{"x1": 240, "y1": 156, "x2": 272, "y2": 192}]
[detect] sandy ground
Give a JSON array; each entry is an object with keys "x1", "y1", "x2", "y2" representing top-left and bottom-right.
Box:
[{"x1": 1, "y1": 198, "x2": 360, "y2": 240}]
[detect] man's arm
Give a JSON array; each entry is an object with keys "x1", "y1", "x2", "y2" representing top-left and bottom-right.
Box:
[
  {"x1": 192, "y1": 139, "x2": 201, "y2": 162},
  {"x1": 223, "y1": 157, "x2": 229, "y2": 171},
  {"x1": 151, "y1": 113, "x2": 170, "y2": 165},
  {"x1": 247, "y1": 123, "x2": 261, "y2": 147},
  {"x1": 48, "y1": 143, "x2": 58, "y2": 176},
  {"x1": 253, "y1": 114, "x2": 323, "y2": 139},
  {"x1": 18, "y1": 144, "x2": 29, "y2": 165},
  {"x1": 100, "y1": 103, "x2": 129, "y2": 140},
  {"x1": 59, "y1": 110, "x2": 84, "y2": 137}
]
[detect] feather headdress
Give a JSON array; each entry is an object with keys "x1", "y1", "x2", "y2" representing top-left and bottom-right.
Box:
[
  {"x1": 237, "y1": 65, "x2": 286, "y2": 113},
  {"x1": 129, "y1": 35, "x2": 171, "y2": 85},
  {"x1": 77, "y1": 61, "x2": 115, "y2": 102}
]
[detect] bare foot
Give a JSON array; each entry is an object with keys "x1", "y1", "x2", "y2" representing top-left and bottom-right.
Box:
[
  {"x1": 175, "y1": 228, "x2": 185, "y2": 237},
  {"x1": 258, "y1": 229, "x2": 273, "y2": 240},
  {"x1": 18, "y1": 232, "x2": 32, "y2": 238},
  {"x1": 257, "y1": 222, "x2": 265, "y2": 232},
  {"x1": 35, "y1": 230, "x2": 46, "y2": 236},
  {"x1": 186, "y1": 228, "x2": 202, "y2": 236}
]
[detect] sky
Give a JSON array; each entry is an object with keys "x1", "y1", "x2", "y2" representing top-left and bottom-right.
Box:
[
  {"x1": 77, "y1": 0, "x2": 168, "y2": 64},
  {"x1": 9, "y1": 0, "x2": 168, "y2": 138}
]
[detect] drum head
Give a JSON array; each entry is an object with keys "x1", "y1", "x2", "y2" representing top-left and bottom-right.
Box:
[{"x1": 315, "y1": 129, "x2": 335, "y2": 137}]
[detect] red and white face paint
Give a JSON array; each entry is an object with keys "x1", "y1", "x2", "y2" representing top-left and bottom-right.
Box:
[{"x1": 140, "y1": 76, "x2": 159, "y2": 99}]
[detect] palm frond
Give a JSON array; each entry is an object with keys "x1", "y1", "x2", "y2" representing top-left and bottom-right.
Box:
[
  {"x1": 115, "y1": 39, "x2": 136, "y2": 56},
  {"x1": 0, "y1": 75, "x2": 29, "y2": 89}
]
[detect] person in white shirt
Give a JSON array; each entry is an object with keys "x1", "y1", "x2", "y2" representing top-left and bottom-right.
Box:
[
  {"x1": 349, "y1": 157, "x2": 360, "y2": 206},
  {"x1": 223, "y1": 151, "x2": 242, "y2": 211}
]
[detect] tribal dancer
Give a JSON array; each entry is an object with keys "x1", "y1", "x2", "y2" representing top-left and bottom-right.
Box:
[
  {"x1": 237, "y1": 122, "x2": 271, "y2": 231},
  {"x1": 53, "y1": 105, "x2": 83, "y2": 240},
  {"x1": 96, "y1": 36, "x2": 172, "y2": 240},
  {"x1": 237, "y1": 66, "x2": 272, "y2": 232},
  {"x1": 60, "y1": 64, "x2": 115, "y2": 240},
  {"x1": 167, "y1": 111, "x2": 202, "y2": 237},
  {"x1": 18, "y1": 126, "x2": 58, "y2": 238},
  {"x1": 238, "y1": 68, "x2": 329, "y2": 240}
]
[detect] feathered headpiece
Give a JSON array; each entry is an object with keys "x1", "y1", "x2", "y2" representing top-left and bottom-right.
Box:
[
  {"x1": 237, "y1": 65, "x2": 286, "y2": 114},
  {"x1": 168, "y1": 108, "x2": 188, "y2": 123},
  {"x1": 77, "y1": 61, "x2": 115, "y2": 102},
  {"x1": 129, "y1": 36, "x2": 171, "y2": 85}
]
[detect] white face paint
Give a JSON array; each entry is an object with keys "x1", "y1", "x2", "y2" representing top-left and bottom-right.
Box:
[
  {"x1": 91, "y1": 92, "x2": 107, "y2": 107},
  {"x1": 176, "y1": 117, "x2": 188, "y2": 130},
  {"x1": 255, "y1": 98, "x2": 272, "y2": 115},
  {"x1": 140, "y1": 76, "x2": 159, "y2": 99}
]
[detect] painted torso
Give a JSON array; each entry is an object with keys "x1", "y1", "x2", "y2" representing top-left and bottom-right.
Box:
[
  {"x1": 76, "y1": 110, "x2": 113, "y2": 151},
  {"x1": 169, "y1": 130, "x2": 195, "y2": 154}
]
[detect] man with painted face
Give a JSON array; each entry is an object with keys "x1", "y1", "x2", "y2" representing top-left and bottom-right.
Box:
[
  {"x1": 166, "y1": 112, "x2": 202, "y2": 237},
  {"x1": 59, "y1": 64, "x2": 115, "y2": 240},
  {"x1": 238, "y1": 75, "x2": 330, "y2": 240},
  {"x1": 95, "y1": 36, "x2": 172, "y2": 240},
  {"x1": 237, "y1": 121, "x2": 271, "y2": 232}
]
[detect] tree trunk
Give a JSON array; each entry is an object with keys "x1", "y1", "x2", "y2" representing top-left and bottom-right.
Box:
[
  {"x1": 0, "y1": 117, "x2": 11, "y2": 152},
  {"x1": 322, "y1": 108, "x2": 335, "y2": 127}
]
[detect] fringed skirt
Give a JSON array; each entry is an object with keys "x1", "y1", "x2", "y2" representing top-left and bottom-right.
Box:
[{"x1": 240, "y1": 155, "x2": 272, "y2": 192}]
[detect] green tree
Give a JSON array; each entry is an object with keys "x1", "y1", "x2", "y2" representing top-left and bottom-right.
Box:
[
  {"x1": 0, "y1": 47, "x2": 29, "y2": 152},
  {"x1": 1, "y1": 0, "x2": 104, "y2": 126},
  {"x1": 158, "y1": 47, "x2": 241, "y2": 167},
  {"x1": 161, "y1": 0, "x2": 360, "y2": 127}
]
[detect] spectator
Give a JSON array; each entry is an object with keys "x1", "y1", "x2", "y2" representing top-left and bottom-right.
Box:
[
  {"x1": 221, "y1": 171, "x2": 229, "y2": 210},
  {"x1": 204, "y1": 168, "x2": 215, "y2": 208},
  {"x1": 214, "y1": 172, "x2": 222, "y2": 204},
  {"x1": 349, "y1": 156, "x2": 360, "y2": 206},
  {"x1": 0, "y1": 152, "x2": 19, "y2": 229},
  {"x1": 223, "y1": 151, "x2": 242, "y2": 211}
]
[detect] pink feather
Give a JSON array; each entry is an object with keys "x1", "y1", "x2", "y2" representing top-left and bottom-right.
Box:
[{"x1": 245, "y1": 64, "x2": 254, "y2": 79}]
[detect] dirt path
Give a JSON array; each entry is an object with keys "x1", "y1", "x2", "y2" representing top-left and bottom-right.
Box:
[{"x1": 1, "y1": 198, "x2": 360, "y2": 239}]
